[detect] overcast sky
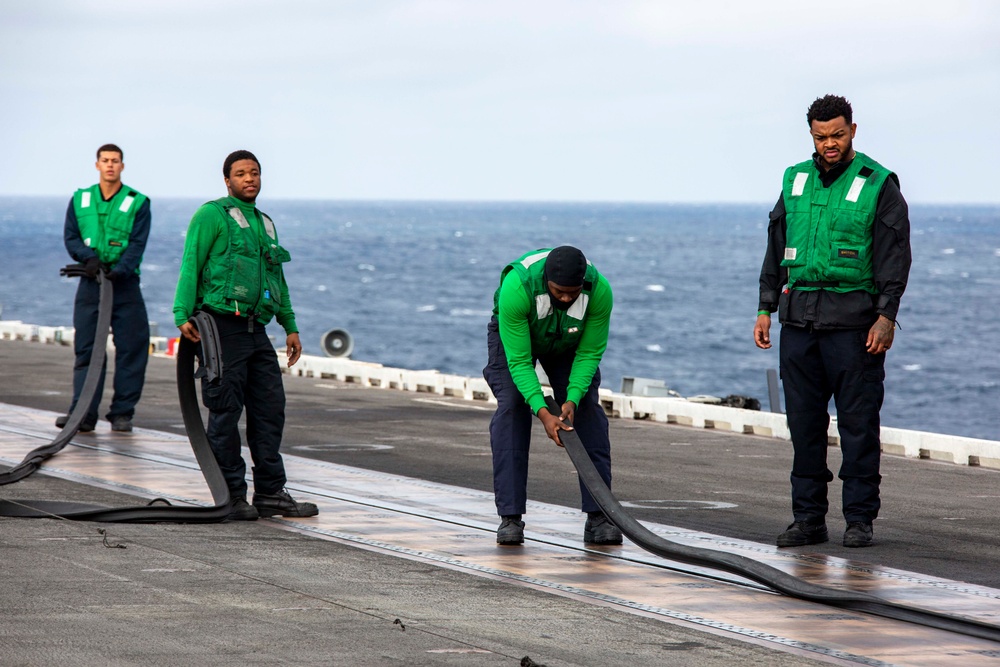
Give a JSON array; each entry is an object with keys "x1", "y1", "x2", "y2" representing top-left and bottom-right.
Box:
[{"x1": 1, "y1": 1, "x2": 997, "y2": 203}]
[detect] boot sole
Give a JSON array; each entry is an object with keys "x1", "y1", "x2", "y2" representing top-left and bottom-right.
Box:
[
  {"x1": 255, "y1": 507, "x2": 319, "y2": 518},
  {"x1": 843, "y1": 538, "x2": 874, "y2": 548},
  {"x1": 497, "y1": 530, "x2": 524, "y2": 545},
  {"x1": 776, "y1": 534, "x2": 829, "y2": 548},
  {"x1": 584, "y1": 531, "x2": 623, "y2": 545},
  {"x1": 56, "y1": 417, "x2": 97, "y2": 432}
]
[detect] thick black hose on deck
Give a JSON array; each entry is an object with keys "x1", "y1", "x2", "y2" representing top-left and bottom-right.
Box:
[
  {"x1": 0, "y1": 273, "x2": 114, "y2": 485},
  {"x1": 0, "y1": 308, "x2": 230, "y2": 523},
  {"x1": 546, "y1": 397, "x2": 1000, "y2": 643}
]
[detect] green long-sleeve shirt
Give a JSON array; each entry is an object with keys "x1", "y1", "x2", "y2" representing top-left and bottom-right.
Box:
[
  {"x1": 496, "y1": 270, "x2": 613, "y2": 414},
  {"x1": 173, "y1": 197, "x2": 298, "y2": 333}
]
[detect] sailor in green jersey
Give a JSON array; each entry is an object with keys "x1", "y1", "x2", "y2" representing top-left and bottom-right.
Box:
[
  {"x1": 483, "y1": 246, "x2": 622, "y2": 546},
  {"x1": 173, "y1": 150, "x2": 317, "y2": 522},
  {"x1": 58, "y1": 143, "x2": 151, "y2": 434},
  {"x1": 754, "y1": 95, "x2": 911, "y2": 550}
]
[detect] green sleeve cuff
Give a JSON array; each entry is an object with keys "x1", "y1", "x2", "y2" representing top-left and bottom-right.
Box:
[
  {"x1": 566, "y1": 390, "x2": 584, "y2": 408},
  {"x1": 528, "y1": 394, "x2": 548, "y2": 415},
  {"x1": 757, "y1": 310, "x2": 771, "y2": 316}
]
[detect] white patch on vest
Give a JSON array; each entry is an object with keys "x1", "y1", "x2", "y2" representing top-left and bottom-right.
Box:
[
  {"x1": 84, "y1": 238, "x2": 92, "y2": 247},
  {"x1": 845, "y1": 176, "x2": 866, "y2": 203},
  {"x1": 228, "y1": 208, "x2": 251, "y2": 228},
  {"x1": 261, "y1": 214, "x2": 277, "y2": 240},
  {"x1": 81, "y1": 192, "x2": 91, "y2": 208},
  {"x1": 791, "y1": 172, "x2": 809, "y2": 197},
  {"x1": 566, "y1": 293, "x2": 590, "y2": 320},
  {"x1": 568, "y1": 326, "x2": 579, "y2": 333},
  {"x1": 784, "y1": 247, "x2": 797, "y2": 261},
  {"x1": 521, "y1": 250, "x2": 551, "y2": 270},
  {"x1": 119, "y1": 196, "x2": 134, "y2": 213},
  {"x1": 535, "y1": 294, "x2": 553, "y2": 320}
]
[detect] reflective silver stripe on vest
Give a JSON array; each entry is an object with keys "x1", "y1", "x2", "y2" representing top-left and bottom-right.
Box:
[
  {"x1": 261, "y1": 214, "x2": 277, "y2": 240},
  {"x1": 228, "y1": 208, "x2": 277, "y2": 240},
  {"x1": 119, "y1": 195, "x2": 134, "y2": 213},
  {"x1": 845, "y1": 176, "x2": 866, "y2": 203},
  {"x1": 81, "y1": 192, "x2": 91, "y2": 208},
  {"x1": 228, "y1": 208, "x2": 251, "y2": 228},
  {"x1": 566, "y1": 293, "x2": 589, "y2": 320},
  {"x1": 791, "y1": 172, "x2": 809, "y2": 197},
  {"x1": 535, "y1": 294, "x2": 552, "y2": 320},
  {"x1": 520, "y1": 250, "x2": 550, "y2": 269},
  {"x1": 534, "y1": 292, "x2": 590, "y2": 320}
]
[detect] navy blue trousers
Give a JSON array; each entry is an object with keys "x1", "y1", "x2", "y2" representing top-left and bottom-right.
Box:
[
  {"x1": 202, "y1": 312, "x2": 287, "y2": 498},
  {"x1": 69, "y1": 274, "x2": 149, "y2": 421},
  {"x1": 483, "y1": 318, "x2": 612, "y2": 516},
  {"x1": 780, "y1": 325, "x2": 885, "y2": 524}
]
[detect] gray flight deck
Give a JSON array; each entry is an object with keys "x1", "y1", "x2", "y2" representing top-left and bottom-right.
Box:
[{"x1": 2, "y1": 338, "x2": 1000, "y2": 666}]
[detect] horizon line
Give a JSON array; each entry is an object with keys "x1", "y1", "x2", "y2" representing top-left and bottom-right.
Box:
[{"x1": 1, "y1": 193, "x2": 999, "y2": 208}]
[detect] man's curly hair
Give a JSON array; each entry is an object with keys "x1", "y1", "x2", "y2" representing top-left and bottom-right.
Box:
[
  {"x1": 806, "y1": 95, "x2": 853, "y2": 125},
  {"x1": 223, "y1": 150, "x2": 260, "y2": 178}
]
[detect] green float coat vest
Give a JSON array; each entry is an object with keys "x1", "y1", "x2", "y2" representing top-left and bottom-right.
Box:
[
  {"x1": 197, "y1": 197, "x2": 291, "y2": 322},
  {"x1": 493, "y1": 248, "x2": 598, "y2": 356},
  {"x1": 72, "y1": 183, "x2": 148, "y2": 270},
  {"x1": 780, "y1": 152, "x2": 892, "y2": 294}
]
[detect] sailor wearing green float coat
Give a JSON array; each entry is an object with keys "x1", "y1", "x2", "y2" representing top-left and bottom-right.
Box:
[
  {"x1": 754, "y1": 95, "x2": 911, "y2": 550},
  {"x1": 173, "y1": 150, "x2": 317, "y2": 522},
  {"x1": 58, "y1": 143, "x2": 151, "y2": 434},
  {"x1": 483, "y1": 246, "x2": 622, "y2": 547}
]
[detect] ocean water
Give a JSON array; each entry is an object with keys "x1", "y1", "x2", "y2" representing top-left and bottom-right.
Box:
[{"x1": 1, "y1": 197, "x2": 997, "y2": 440}]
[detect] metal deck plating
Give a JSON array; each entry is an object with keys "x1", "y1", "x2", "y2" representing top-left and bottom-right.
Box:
[{"x1": 2, "y1": 402, "x2": 999, "y2": 666}]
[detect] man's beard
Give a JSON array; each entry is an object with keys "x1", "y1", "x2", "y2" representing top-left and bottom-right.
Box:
[{"x1": 550, "y1": 294, "x2": 576, "y2": 311}]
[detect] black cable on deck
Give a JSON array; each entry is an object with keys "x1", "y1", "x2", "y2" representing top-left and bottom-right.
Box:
[
  {"x1": 0, "y1": 280, "x2": 230, "y2": 522},
  {"x1": 546, "y1": 396, "x2": 1000, "y2": 643}
]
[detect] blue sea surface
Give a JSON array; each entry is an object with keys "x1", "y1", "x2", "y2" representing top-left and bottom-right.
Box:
[{"x1": 1, "y1": 197, "x2": 997, "y2": 440}]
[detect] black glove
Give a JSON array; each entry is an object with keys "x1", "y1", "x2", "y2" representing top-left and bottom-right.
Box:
[
  {"x1": 83, "y1": 257, "x2": 102, "y2": 279},
  {"x1": 60, "y1": 263, "x2": 87, "y2": 278},
  {"x1": 59, "y1": 257, "x2": 103, "y2": 280}
]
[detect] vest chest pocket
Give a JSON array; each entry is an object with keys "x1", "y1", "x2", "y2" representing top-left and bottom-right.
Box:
[
  {"x1": 226, "y1": 254, "x2": 260, "y2": 302},
  {"x1": 262, "y1": 246, "x2": 290, "y2": 307},
  {"x1": 827, "y1": 243, "x2": 869, "y2": 284},
  {"x1": 830, "y1": 207, "x2": 871, "y2": 243},
  {"x1": 827, "y1": 206, "x2": 872, "y2": 279},
  {"x1": 263, "y1": 271, "x2": 283, "y2": 307}
]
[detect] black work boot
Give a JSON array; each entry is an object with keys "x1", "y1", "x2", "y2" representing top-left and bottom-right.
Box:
[
  {"x1": 776, "y1": 520, "x2": 829, "y2": 547},
  {"x1": 496, "y1": 515, "x2": 525, "y2": 545},
  {"x1": 252, "y1": 489, "x2": 319, "y2": 518},
  {"x1": 584, "y1": 512, "x2": 623, "y2": 545},
  {"x1": 110, "y1": 416, "x2": 133, "y2": 433},
  {"x1": 843, "y1": 522, "x2": 874, "y2": 548},
  {"x1": 55, "y1": 414, "x2": 97, "y2": 432},
  {"x1": 227, "y1": 496, "x2": 259, "y2": 521}
]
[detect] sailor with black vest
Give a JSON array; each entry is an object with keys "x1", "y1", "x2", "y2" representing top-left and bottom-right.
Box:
[
  {"x1": 754, "y1": 95, "x2": 911, "y2": 549},
  {"x1": 484, "y1": 246, "x2": 622, "y2": 546},
  {"x1": 173, "y1": 150, "x2": 317, "y2": 522},
  {"x1": 58, "y1": 144, "x2": 151, "y2": 434}
]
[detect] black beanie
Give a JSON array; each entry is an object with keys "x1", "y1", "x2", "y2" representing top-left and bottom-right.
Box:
[{"x1": 544, "y1": 246, "x2": 587, "y2": 287}]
